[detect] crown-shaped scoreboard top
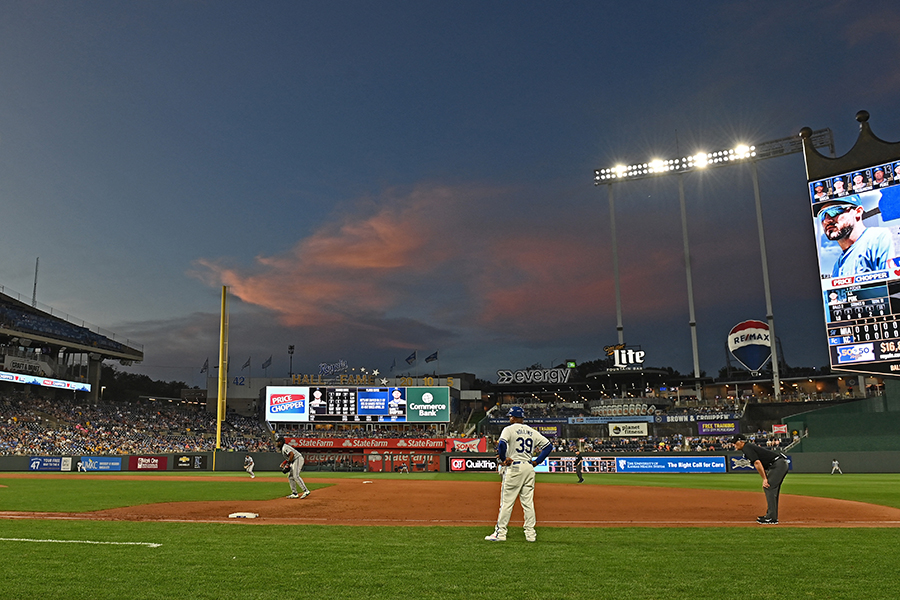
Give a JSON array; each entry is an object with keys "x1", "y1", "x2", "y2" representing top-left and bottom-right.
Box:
[{"x1": 801, "y1": 111, "x2": 900, "y2": 181}]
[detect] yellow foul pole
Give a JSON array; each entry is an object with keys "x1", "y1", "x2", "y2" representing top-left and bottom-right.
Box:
[{"x1": 215, "y1": 286, "x2": 229, "y2": 462}]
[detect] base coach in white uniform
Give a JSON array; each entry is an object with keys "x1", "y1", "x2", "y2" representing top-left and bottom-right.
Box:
[{"x1": 485, "y1": 406, "x2": 552, "y2": 542}]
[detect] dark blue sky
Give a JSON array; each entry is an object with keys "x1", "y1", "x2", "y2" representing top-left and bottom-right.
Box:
[{"x1": 2, "y1": 1, "x2": 899, "y2": 384}]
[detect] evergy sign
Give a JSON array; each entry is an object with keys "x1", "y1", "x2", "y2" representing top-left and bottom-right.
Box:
[{"x1": 496, "y1": 368, "x2": 571, "y2": 384}]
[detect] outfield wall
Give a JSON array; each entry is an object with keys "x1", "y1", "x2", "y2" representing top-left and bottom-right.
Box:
[
  {"x1": 442, "y1": 452, "x2": 900, "y2": 474},
  {"x1": 3, "y1": 451, "x2": 900, "y2": 473}
]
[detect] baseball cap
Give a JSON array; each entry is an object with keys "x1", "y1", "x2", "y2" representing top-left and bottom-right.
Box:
[
  {"x1": 812, "y1": 194, "x2": 862, "y2": 217},
  {"x1": 730, "y1": 434, "x2": 746, "y2": 443},
  {"x1": 813, "y1": 181, "x2": 825, "y2": 189},
  {"x1": 507, "y1": 406, "x2": 525, "y2": 418}
]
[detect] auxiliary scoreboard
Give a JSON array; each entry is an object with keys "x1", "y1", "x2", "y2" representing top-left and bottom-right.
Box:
[
  {"x1": 806, "y1": 119, "x2": 900, "y2": 376},
  {"x1": 265, "y1": 385, "x2": 450, "y2": 423}
]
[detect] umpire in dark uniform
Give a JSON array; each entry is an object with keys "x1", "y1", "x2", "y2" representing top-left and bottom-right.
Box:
[
  {"x1": 574, "y1": 451, "x2": 584, "y2": 483},
  {"x1": 732, "y1": 434, "x2": 788, "y2": 524}
]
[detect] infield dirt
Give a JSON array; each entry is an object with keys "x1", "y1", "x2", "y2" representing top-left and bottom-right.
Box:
[{"x1": 3, "y1": 475, "x2": 900, "y2": 528}]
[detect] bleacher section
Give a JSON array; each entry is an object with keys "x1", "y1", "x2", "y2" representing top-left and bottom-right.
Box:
[{"x1": 0, "y1": 293, "x2": 138, "y2": 356}]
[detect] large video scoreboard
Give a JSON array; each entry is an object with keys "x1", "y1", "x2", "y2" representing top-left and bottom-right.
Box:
[
  {"x1": 810, "y1": 159, "x2": 900, "y2": 375},
  {"x1": 265, "y1": 385, "x2": 450, "y2": 422}
]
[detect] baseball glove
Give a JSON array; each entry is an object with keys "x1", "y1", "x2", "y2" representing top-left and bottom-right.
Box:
[{"x1": 280, "y1": 460, "x2": 291, "y2": 474}]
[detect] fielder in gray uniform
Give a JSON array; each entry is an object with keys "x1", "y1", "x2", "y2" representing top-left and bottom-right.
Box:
[
  {"x1": 277, "y1": 436, "x2": 310, "y2": 499},
  {"x1": 485, "y1": 406, "x2": 552, "y2": 542}
]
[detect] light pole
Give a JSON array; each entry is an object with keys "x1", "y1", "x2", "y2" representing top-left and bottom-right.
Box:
[
  {"x1": 594, "y1": 130, "x2": 834, "y2": 403},
  {"x1": 677, "y1": 172, "x2": 702, "y2": 400},
  {"x1": 288, "y1": 345, "x2": 294, "y2": 379},
  {"x1": 607, "y1": 184, "x2": 624, "y2": 345}
]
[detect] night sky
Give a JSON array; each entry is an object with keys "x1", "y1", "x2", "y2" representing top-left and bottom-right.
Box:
[{"x1": 2, "y1": 1, "x2": 899, "y2": 385}]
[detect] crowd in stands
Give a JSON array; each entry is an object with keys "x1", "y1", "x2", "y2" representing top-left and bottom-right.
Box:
[
  {"x1": 0, "y1": 391, "x2": 270, "y2": 456},
  {"x1": 1, "y1": 389, "x2": 792, "y2": 457},
  {"x1": 544, "y1": 430, "x2": 787, "y2": 454},
  {"x1": 498, "y1": 400, "x2": 742, "y2": 420}
]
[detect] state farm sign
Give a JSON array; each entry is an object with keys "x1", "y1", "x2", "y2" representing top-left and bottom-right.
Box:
[{"x1": 285, "y1": 437, "x2": 484, "y2": 451}]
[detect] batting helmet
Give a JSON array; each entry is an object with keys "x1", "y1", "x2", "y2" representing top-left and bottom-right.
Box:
[{"x1": 507, "y1": 406, "x2": 525, "y2": 418}]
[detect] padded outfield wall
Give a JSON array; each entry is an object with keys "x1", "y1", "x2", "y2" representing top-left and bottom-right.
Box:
[
  {"x1": 5, "y1": 450, "x2": 900, "y2": 473},
  {"x1": 784, "y1": 382, "x2": 900, "y2": 453}
]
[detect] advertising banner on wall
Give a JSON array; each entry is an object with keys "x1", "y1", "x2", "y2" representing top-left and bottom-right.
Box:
[
  {"x1": 697, "y1": 421, "x2": 740, "y2": 435},
  {"x1": 79, "y1": 457, "x2": 123, "y2": 471},
  {"x1": 655, "y1": 413, "x2": 737, "y2": 423},
  {"x1": 29, "y1": 456, "x2": 72, "y2": 471},
  {"x1": 608, "y1": 423, "x2": 649, "y2": 437},
  {"x1": 445, "y1": 438, "x2": 488, "y2": 452},
  {"x1": 545, "y1": 456, "x2": 618, "y2": 473},
  {"x1": 489, "y1": 417, "x2": 568, "y2": 425},
  {"x1": 614, "y1": 456, "x2": 727, "y2": 473},
  {"x1": 128, "y1": 456, "x2": 168, "y2": 470},
  {"x1": 285, "y1": 437, "x2": 448, "y2": 451},
  {"x1": 174, "y1": 455, "x2": 208, "y2": 469},
  {"x1": 730, "y1": 455, "x2": 792, "y2": 472},
  {"x1": 0, "y1": 370, "x2": 90, "y2": 392},
  {"x1": 449, "y1": 456, "x2": 500, "y2": 472}
]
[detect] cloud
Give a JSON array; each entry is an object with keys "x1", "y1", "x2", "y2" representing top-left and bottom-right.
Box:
[
  {"x1": 194, "y1": 184, "x2": 616, "y2": 345},
  {"x1": 191, "y1": 180, "x2": 799, "y2": 358}
]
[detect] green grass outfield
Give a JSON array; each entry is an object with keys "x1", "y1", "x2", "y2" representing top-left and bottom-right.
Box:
[{"x1": 2, "y1": 472, "x2": 899, "y2": 600}]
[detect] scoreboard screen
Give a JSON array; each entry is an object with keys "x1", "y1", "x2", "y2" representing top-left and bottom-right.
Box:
[
  {"x1": 265, "y1": 385, "x2": 448, "y2": 422},
  {"x1": 810, "y1": 159, "x2": 900, "y2": 375}
]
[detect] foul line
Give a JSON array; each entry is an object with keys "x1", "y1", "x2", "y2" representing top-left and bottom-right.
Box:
[{"x1": 0, "y1": 537, "x2": 161, "y2": 548}]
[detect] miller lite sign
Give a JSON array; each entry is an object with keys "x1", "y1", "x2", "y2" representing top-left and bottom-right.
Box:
[{"x1": 604, "y1": 343, "x2": 645, "y2": 370}]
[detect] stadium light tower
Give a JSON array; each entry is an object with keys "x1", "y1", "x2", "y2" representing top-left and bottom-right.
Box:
[{"x1": 595, "y1": 130, "x2": 835, "y2": 402}]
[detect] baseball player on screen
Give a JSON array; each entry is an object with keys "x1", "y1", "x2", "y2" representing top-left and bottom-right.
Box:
[
  {"x1": 277, "y1": 436, "x2": 311, "y2": 499},
  {"x1": 485, "y1": 406, "x2": 552, "y2": 542}
]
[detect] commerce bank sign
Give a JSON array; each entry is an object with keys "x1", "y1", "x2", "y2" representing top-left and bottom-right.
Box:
[{"x1": 496, "y1": 367, "x2": 572, "y2": 384}]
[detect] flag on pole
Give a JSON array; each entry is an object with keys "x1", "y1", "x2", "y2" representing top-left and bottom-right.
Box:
[
  {"x1": 390, "y1": 358, "x2": 396, "y2": 372},
  {"x1": 405, "y1": 351, "x2": 417, "y2": 366},
  {"x1": 242, "y1": 357, "x2": 251, "y2": 371},
  {"x1": 262, "y1": 355, "x2": 272, "y2": 369},
  {"x1": 425, "y1": 351, "x2": 439, "y2": 363},
  {"x1": 200, "y1": 358, "x2": 209, "y2": 374}
]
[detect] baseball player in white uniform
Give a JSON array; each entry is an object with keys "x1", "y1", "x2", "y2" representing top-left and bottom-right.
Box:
[
  {"x1": 277, "y1": 436, "x2": 310, "y2": 499},
  {"x1": 485, "y1": 406, "x2": 551, "y2": 542},
  {"x1": 243, "y1": 454, "x2": 255, "y2": 478}
]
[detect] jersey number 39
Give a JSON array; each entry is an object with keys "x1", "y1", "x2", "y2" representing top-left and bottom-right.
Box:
[{"x1": 515, "y1": 437, "x2": 533, "y2": 453}]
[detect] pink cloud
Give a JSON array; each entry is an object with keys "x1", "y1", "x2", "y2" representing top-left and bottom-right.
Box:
[{"x1": 193, "y1": 182, "x2": 773, "y2": 346}]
